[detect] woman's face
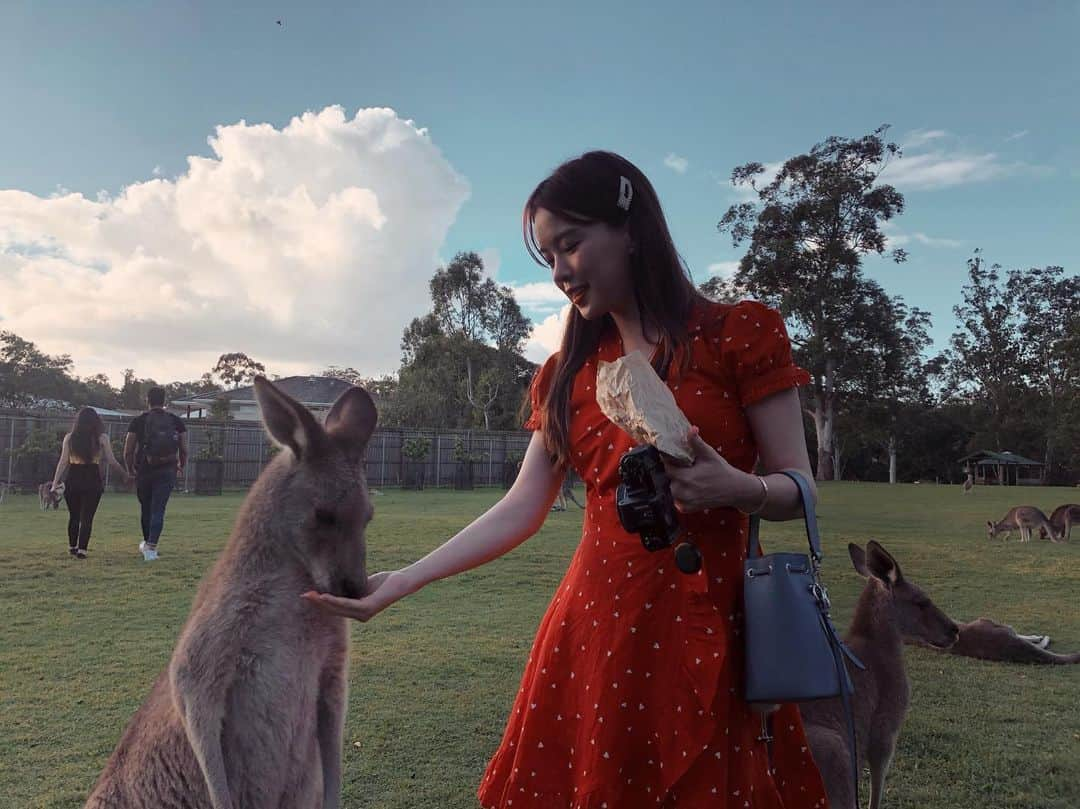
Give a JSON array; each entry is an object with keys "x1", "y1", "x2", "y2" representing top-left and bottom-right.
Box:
[{"x1": 533, "y1": 207, "x2": 634, "y2": 321}]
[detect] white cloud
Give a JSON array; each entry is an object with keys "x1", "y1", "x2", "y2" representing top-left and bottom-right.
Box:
[
  {"x1": 664, "y1": 153, "x2": 689, "y2": 174},
  {"x1": 707, "y1": 261, "x2": 740, "y2": 278},
  {"x1": 723, "y1": 129, "x2": 1031, "y2": 199},
  {"x1": 523, "y1": 305, "x2": 569, "y2": 363},
  {"x1": 910, "y1": 232, "x2": 964, "y2": 248},
  {"x1": 508, "y1": 280, "x2": 566, "y2": 311},
  {"x1": 0, "y1": 106, "x2": 470, "y2": 384},
  {"x1": 881, "y1": 149, "x2": 1009, "y2": 190},
  {"x1": 885, "y1": 128, "x2": 1035, "y2": 190},
  {"x1": 881, "y1": 222, "x2": 964, "y2": 249},
  {"x1": 900, "y1": 129, "x2": 948, "y2": 149},
  {"x1": 151, "y1": 165, "x2": 162, "y2": 176},
  {"x1": 1004, "y1": 129, "x2": 1030, "y2": 142}
]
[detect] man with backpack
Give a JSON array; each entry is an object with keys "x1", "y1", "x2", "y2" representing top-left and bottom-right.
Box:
[{"x1": 124, "y1": 387, "x2": 188, "y2": 561}]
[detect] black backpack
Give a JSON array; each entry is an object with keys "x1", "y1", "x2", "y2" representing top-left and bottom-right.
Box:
[{"x1": 143, "y1": 410, "x2": 179, "y2": 468}]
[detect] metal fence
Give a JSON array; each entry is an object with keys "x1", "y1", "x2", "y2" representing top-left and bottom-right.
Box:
[{"x1": 0, "y1": 410, "x2": 533, "y2": 493}]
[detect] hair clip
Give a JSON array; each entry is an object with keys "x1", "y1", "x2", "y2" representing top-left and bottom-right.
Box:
[{"x1": 617, "y1": 176, "x2": 633, "y2": 211}]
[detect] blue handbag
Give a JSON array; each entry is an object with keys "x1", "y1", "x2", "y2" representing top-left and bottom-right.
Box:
[{"x1": 742, "y1": 470, "x2": 864, "y2": 799}]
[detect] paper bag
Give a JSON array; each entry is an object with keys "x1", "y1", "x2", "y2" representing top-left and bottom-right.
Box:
[{"x1": 595, "y1": 351, "x2": 693, "y2": 464}]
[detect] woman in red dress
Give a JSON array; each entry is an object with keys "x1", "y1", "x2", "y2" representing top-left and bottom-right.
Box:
[{"x1": 308, "y1": 152, "x2": 830, "y2": 808}]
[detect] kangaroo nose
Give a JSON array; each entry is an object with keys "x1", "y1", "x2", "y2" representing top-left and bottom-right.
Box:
[{"x1": 340, "y1": 578, "x2": 363, "y2": 600}]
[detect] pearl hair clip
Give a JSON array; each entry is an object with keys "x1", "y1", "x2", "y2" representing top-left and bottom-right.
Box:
[{"x1": 616, "y1": 176, "x2": 633, "y2": 211}]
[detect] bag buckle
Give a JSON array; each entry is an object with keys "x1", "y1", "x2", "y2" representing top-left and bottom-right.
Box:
[{"x1": 810, "y1": 582, "x2": 831, "y2": 612}]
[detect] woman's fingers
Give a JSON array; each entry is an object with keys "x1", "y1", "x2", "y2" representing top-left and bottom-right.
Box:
[
  {"x1": 301, "y1": 570, "x2": 413, "y2": 622},
  {"x1": 302, "y1": 591, "x2": 377, "y2": 621}
]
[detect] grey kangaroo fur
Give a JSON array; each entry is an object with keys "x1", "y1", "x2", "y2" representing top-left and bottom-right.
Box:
[
  {"x1": 911, "y1": 617, "x2": 1080, "y2": 665},
  {"x1": 84, "y1": 376, "x2": 377, "y2": 809},
  {"x1": 799, "y1": 541, "x2": 959, "y2": 809}
]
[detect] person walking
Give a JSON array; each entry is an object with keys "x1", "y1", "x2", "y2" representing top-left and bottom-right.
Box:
[
  {"x1": 50, "y1": 407, "x2": 130, "y2": 558},
  {"x1": 123, "y1": 387, "x2": 188, "y2": 561}
]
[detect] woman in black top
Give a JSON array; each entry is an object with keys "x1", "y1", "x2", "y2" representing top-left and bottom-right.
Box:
[{"x1": 50, "y1": 408, "x2": 129, "y2": 558}]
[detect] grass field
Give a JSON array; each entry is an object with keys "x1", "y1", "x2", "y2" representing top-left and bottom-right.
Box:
[{"x1": 1, "y1": 482, "x2": 1078, "y2": 808}]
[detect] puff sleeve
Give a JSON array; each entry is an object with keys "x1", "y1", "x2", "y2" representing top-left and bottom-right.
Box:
[
  {"x1": 522, "y1": 353, "x2": 559, "y2": 431},
  {"x1": 710, "y1": 300, "x2": 810, "y2": 408}
]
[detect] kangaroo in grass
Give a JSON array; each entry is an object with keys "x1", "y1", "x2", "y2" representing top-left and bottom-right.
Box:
[
  {"x1": 799, "y1": 541, "x2": 959, "y2": 809},
  {"x1": 1040, "y1": 504, "x2": 1080, "y2": 543},
  {"x1": 910, "y1": 617, "x2": 1080, "y2": 665},
  {"x1": 986, "y1": 506, "x2": 1059, "y2": 543},
  {"x1": 84, "y1": 377, "x2": 377, "y2": 809}
]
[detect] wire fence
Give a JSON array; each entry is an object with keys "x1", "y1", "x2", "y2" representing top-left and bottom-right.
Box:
[{"x1": 0, "y1": 410, "x2": 534, "y2": 494}]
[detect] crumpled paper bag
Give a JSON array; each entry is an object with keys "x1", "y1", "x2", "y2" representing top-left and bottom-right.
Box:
[{"x1": 596, "y1": 351, "x2": 694, "y2": 464}]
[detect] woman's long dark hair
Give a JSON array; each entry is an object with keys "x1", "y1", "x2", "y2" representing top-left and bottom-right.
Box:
[
  {"x1": 70, "y1": 407, "x2": 105, "y2": 461},
  {"x1": 523, "y1": 151, "x2": 706, "y2": 468}
]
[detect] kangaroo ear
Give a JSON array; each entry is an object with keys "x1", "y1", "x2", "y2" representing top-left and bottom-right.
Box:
[
  {"x1": 865, "y1": 540, "x2": 902, "y2": 585},
  {"x1": 848, "y1": 543, "x2": 869, "y2": 578},
  {"x1": 985, "y1": 520, "x2": 994, "y2": 530},
  {"x1": 325, "y1": 386, "x2": 378, "y2": 462},
  {"x1": 254, "y1": 376, "x2": 324, "y2": 461}
]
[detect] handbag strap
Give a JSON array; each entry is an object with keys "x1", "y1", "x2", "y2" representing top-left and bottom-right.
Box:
[
  {"x1": 746, "y1": 469, "x2": 823, "y2": 563},
  {"x1": 821, "y1": 611, "x2": 862, "y2": 806}
]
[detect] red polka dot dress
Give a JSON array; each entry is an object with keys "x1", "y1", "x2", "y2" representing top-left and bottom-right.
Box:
[{"x1": 478, "y1": 299, "x2": 830, "y2": 809}]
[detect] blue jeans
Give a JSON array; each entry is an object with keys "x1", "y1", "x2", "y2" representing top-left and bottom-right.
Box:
[{"x1": 137, "y1": 467, "x2": 176, "y2": 547}]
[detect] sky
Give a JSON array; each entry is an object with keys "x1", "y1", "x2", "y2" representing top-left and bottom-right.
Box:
[{"x1": 1, "y1": 0, "x2": 1077, "y2": 385}]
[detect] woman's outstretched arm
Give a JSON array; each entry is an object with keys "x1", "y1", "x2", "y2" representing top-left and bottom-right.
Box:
[{"x1": 305, "y1": 430, "x2": 565, "y2": 621}]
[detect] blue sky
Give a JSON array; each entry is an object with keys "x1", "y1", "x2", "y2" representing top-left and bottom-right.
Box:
[{"x1": 1, "y1": 0, "x2": 1077, "y2": 382}]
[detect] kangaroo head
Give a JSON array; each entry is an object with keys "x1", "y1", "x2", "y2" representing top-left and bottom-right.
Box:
[
  {"x1": 985, "y1": 519, "x2": 999, "y2": 540},
  {"x1": 254, "y1": 376, "x2": 377, "y2": 600},
  {"x1": 849, "y1": 540, "x2": 959, "y2": 650}
]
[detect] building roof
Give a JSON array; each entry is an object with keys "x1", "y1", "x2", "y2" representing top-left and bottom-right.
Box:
[
  {"x1": 174, "y1": 376, "x2": 360, "y2": 408},
  {"x1": 958, "y1": 450, "x2": 1044, "y2": 466}
]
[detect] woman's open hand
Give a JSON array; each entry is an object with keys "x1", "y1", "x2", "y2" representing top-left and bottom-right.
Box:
[{"x1": 301, "y1": 569, "x2": 419, "y2": 622}]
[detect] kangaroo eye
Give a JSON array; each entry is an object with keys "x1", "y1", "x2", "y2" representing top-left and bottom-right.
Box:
[{"x1": 315, "y1": 508, "x2": 337, "y2": 527}]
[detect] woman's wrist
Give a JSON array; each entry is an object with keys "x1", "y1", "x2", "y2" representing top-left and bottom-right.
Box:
[
  {"x1": 397, "y1": 564, "x2": 428, "y2": 594},
  {"x1": 735, "y1": 471, "x2": 769, "y2": 514}
]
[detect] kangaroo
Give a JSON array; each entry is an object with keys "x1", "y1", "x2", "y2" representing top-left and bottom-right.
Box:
[
  {"x1": 1040, "y1": 504, "x2": 1080, "y2": 543},
  {"x1": 799, "y1": 541, "x2": 959, "y2": 809},
  {"x1": 961, "y1": 474, "x2": 974, "y2": 495},
  {"x1": 84, "y1": 377, "x2": 377, "y2": 809},
  {"x1": 909, "y1": 617, "x2": 1080, "y2": 665},
  {"x1": 986, "y1": 506, "x2": 1059, "y2": 543},
  {"x1": 39, "y1": 481, "x2": 63, "y2": 510}
]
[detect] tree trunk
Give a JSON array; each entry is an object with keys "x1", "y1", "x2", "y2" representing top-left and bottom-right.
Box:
[
  {"x1": 888, "y1": 435, "x2": 897, "y2": 484},
  {"x1": 813, "y1": 405, "x2": 835, "y2": 481},
  {"x1": 1043, "y1": 434, "x2": 1054, "y2": 485},
  {"x1": 812, "y1": 358, "x2": 837, "y2": 481}
]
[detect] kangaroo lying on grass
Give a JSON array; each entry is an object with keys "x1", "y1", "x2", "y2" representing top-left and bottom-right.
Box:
[
  {"x1": 799, "y1": 541, "x2": 959, "y2": 809},
  {"x1": 84, "y1": 377, "x2": 377, "y2": 809},
  {"x1": 909, "y1": 617, "x2": 1080, "y2": 665},
  {"x1": 986, "y1": 506, "x2": 1060, "y2": 543}
]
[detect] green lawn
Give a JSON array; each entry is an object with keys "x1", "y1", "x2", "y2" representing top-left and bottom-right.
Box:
[{"x1": 1, "y1": 483, "x2": 1078, "y2": 808}]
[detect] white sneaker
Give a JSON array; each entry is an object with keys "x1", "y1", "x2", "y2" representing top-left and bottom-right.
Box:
[{"x1": 140, "y1": 542, "x2": 158, "y2": 561}]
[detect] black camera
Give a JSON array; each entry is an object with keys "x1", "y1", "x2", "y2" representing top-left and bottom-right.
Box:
[{"x1": 616, "y1": 445, "x2": 702, "y2": 574}]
